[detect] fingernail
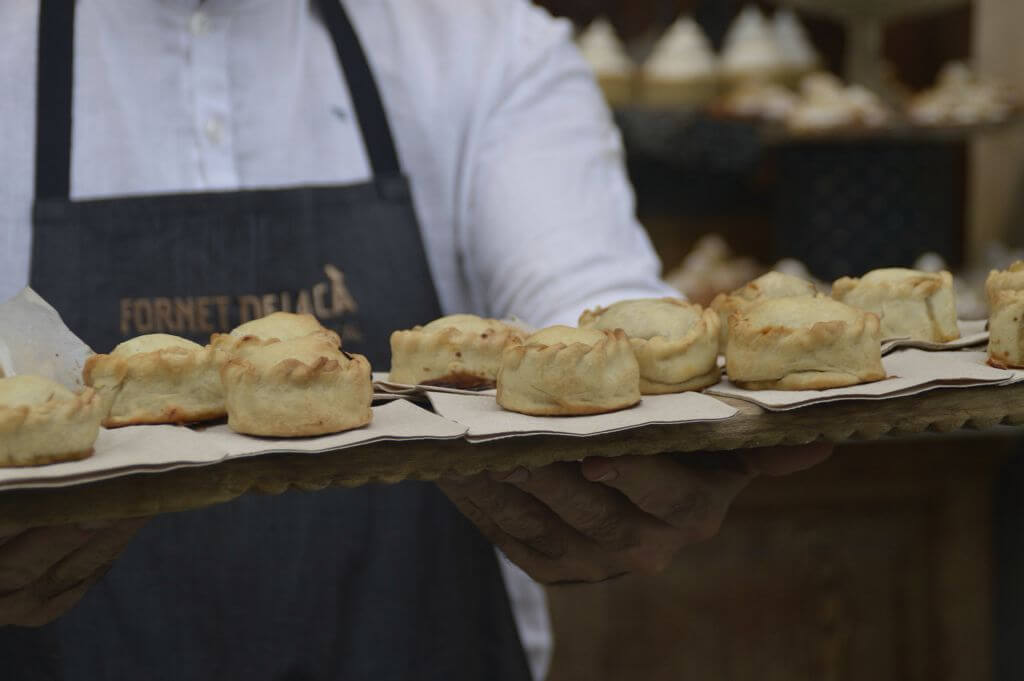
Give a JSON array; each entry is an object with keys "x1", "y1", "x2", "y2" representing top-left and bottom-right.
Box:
[{"x1": 492, "y1": 468, "x2": 529, "y2": 484}]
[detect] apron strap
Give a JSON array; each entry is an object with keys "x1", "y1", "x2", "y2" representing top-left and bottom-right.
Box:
[
  {"x1": 315, "y1": 0, "x2": 403, "y2": 178},
  {"x1": 34, "y1": 0, "x2": 75, "y2": 201},
  {"x1": 33, "y1": 0, "x2": 403, "y2": 202}
]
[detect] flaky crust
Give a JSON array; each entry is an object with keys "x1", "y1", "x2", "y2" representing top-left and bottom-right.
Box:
[
  {"x1": 579, "y1": 298, "x2": 721, "y2": 394},
  {"x1": 84, "y1": 336, "x2": 227, "y2": 427},
  {"x1": 710, "y1": 271, "x2": 817, "y2": 346},
  {"x1": 221, "y1": 336, "x2": 372, "y2": 437},
  {"x1": 986, "y1": 261, "x2": 1024, "y2": 301},
  {"x1": 496, "y1": 327, "x2": 641, "y2": 416},
  {"x1": 212, "y1": 312, "x2": 341, "y2": 359},
  {"x1": 832, "y1": 268, "x2": 959, "y2": 343},
  {"x1": 389, "y1": 315, "x2": 522, "y2": 389},
  {"x1": 0, "y1": 377, "x2": 104, "y2": 467},
  {"x1": 725, "y1": 296, "x2": 886, "y2": 391},
  {"x1": 987, "y1": 288, "x2": 1024, "y2": 370}
]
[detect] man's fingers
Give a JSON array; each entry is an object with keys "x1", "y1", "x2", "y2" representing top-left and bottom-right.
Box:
[
  {"x1": 0, "y1": 527, "x2": 94, "y2": 594},
  {"x1": 39, "y1": 518, "x2": 147, "y2": 598},
  {"x1": 503, "y1": 463, "x2": 672, "y2": 552},
  {"x1": 742, "y1": 442, "x2": 834, "y2": 477},
  {"x1": 439, "y1": 475, "x2": 573, "y2": 560},
  {"x1": 581, "y1": 455, "x2": 754, "y2": 542}
]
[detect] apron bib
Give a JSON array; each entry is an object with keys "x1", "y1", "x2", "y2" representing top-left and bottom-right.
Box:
[{"x1": 6, "y1": 2, "x2": 532, "y2": 679}]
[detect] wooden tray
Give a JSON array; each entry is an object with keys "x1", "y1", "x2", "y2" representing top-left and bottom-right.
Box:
[{"x1": 2, "y1": 383, "x2": 1023, "y2": 531}]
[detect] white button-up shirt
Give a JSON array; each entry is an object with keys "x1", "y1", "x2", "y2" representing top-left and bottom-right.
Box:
[{"x1": 0, "y1": 1, "x2": 679, "y2": 678}]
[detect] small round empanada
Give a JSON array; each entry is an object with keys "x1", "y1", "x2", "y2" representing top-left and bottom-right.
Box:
[
  {"x1": 389, "y1": 314, "x2": 522, "y2": 389},
  {"x1": 222, "y1": 334, "x2": 372, "y2": 437},
  {"x1": 497, "y1": 326, "x2": 640, "y2": 416},
  {"x1": 831, "y1": 268, "x2": 959, "y2": 343},
  {"x1": 84, "y1": 334, "x2": 227, "y2": 427},
  {"x1": 726, "y1": 295, "x2": 886, "y2": 390},
  {"x1": 0, "y1": 375, "x2": 104, "y2": 467},
  {"x1": 710, "y1": 271, "x2": 817, "y2": 346},
  {"x1": 212, "y1": 312, "x2": 341, "y2": 359},
  {"x1": 986, "y1": 261, "x2": 1024, "y2": 369},
  {"x1": 579, "y1": 298, "x2": 720, "y2": 394}
]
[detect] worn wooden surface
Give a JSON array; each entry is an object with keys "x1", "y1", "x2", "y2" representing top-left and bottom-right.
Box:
[{"x1": 1, "y1": 383, "x2": 1023, "y2": 529}]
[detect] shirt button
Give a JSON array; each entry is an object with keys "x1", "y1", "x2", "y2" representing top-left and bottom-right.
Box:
[
  {"x1": 204, "y1": 116, "x2": 224, "y2": 145},
  {"x1": 189, "y1": 11, "x2": 211, "y2": 36}
]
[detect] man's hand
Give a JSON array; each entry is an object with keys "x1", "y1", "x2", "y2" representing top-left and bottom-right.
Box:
[
  {"x1": 0, "y1": 518, "x2": 147, "y2": 627},
  {"x1": 439, "y1": 444, "x2": 831, "y2": 584}
]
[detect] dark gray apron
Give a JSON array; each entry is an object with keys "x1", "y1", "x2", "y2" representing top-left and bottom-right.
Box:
[{"x1": 2, "y1": 2, "x2": 532, "y2": 680}]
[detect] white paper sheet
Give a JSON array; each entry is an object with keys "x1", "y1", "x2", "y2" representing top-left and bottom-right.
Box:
[
  {"x1": 428, "y1": 391, "x2": 738, "y2": 443},
  {"x1": 0, "y1": 288, "x2": 94, "y2": 388},
  {"x1": 0, "y1": 399, "x2": 467, "y2": 491},
  {"x1": 707, "y1": 348, "x2": 1013, "y2": 411},
  {"x1": 881, "y1": 319, "x2": 989, "y2": 355}
]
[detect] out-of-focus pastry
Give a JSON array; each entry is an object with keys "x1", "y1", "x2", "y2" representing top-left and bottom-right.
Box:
[
  {"x1": 221, "y1": 334, "x2": 372, "y2": 437},
  {"x1": 711, "y1": 271, "x2": 818, "y2": 346},
  {"x1": 718, "y1": 80, "x2": 799, "y2": 121},
  {"x1": 212, "y1": 312, "x2": 340, "y2": 359},
  {"x1": 579, "y1": 298, "x2": 720, "y2": 393},
  {"x1": 986, "y1": 261, "x2": 1024, "y2": 369},
  {"x1": 578, "y1": 18, "x2": 635, "y2": 107},
  {"x1": 0, "y1": 375, "x2": 104, "y2": 467},
  {"x1": 832, "y1": 268, "x2": 959, "y2": 343},
  {"x1": 909, "y1": 61, "x2": 1015, "y2": 126},
  {"x1": 497, "y1": 326, "x2": 640, "y2": 416},
  {"x1": 772, "y1": 8, "x2": 820, "y2": 84},
  {"x1": 389, "y1": 314, "x2": 522, "y2": 389},
  {"x1": 787, "y1": 72, "x2": 890, "y2": 133},
  {"x1": 640, "y1": 17, "x2": 719, "y2": 108},
  {"x1": 726, "y1": 295, "x2": 885, "y2": 390},
  {"x1": 84, "y1": 334, "x2": 227, "y2": 427},
  {"x1": 663, "y1": 235, "x2": 763, "y2": 306},
  {"x1": 721, "y1": 6, "x2": 788, "y2": 86}
]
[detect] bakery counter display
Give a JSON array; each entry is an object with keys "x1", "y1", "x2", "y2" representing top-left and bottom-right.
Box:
[{"x1": 1, "y1": 270, "x2": 1023, "y2": 528}]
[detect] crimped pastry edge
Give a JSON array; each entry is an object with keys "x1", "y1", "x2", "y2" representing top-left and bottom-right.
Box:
[
  {"x1": 389, "y1": 319, "x2": 521, "y2": 388},
  {"x1": 496, "y1": 328, "x2": 641, "y2": 416},
  {"x1": 84, "y1": 344, "x2": 228, "y2": 427},
  {"x1": 0, "y1": 386, "x2": 104, "y2": 467}
]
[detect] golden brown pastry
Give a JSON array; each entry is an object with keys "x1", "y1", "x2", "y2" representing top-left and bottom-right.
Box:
[
  {"x1": 986, "y1": 261, "x2": 1024, "y2": 369},
  {"x1": 84, "y1": 334, "x2": 227, "y2": 427},
  {"x1": 578, "y1": 298, "x2": 720, "y2": 394},
  {"x1": 710, "y1": 271, "x2": 817, "y2": 346},
  {"x1": 221, "y1": 334, "x2": 372, "y2": 437},
  {"x1": 496, "y1": 326, "x2": 640, "y2": 416},
  {"x1": 389, "y1": 314, "x2": 522, "y2": 389},
  {"x1": 831, "y1": 268, "x2": 959, "y2": 343},
  {"x1": 212, "y1": 312, "x2": 340, "y2": 359},
  {"x1": 0, "y1": 375, "x2": 104, "y2": 467},
  {"x1": 725, "y1": 295, "x2": 885, "y2": 390}
]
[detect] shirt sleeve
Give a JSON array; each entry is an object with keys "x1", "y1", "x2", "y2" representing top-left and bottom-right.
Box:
[{"x1": 460, "y1": 2, "x2": 679, "y2": 329}]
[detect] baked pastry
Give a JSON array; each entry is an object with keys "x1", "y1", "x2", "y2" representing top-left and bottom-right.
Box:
[
  {"x1": 389, "y1": 314, "x2": 522, "y2": 389},
  {"x1": 831, "y1": 268, "x2": 959, "y2": 343},
  {"x1": 497, "y1": 326, "x2": 640, "y2": 416},
  {"x1": 720, "y1": 6, "x2": 788, "y2": 86},
  {"x1": 717, "y1": 80, "x2": 799, "y2": 121},
  {"x1": 577, "y1": 18, "x2": 635, "y2": 107},
  {"x1": 221, "y1": 334, "x2": 372, "y2": 437},
  {"x1": 909, "y1": 62, "x2": 1014, "y2": 126},
  {"x1": 84, "y1": 334, "x2": 227, "y2": 427},
  {"x1": 710, "y1": 271, "x2": 817, "y2": 346},
  {"x1": 786, "y1": 73, "x2": 890, "y2": 133},
  {"x1": 212, "y1": 312, "x2": 340, "y2": 359},
  {"x1": 578, "y1": 298, "x2": 720, "y2": 393},
  {"x1": 640, "y1": 18, "x2": 719, "y2": 108},
  {"x1": 772, "y1": 9, "x2": 820, "y2": 85},
  {"x1": 0, "y1": 375, "x2": 104, "y2": 467},
  {"x1": 986, "y1": 261, "x2": 1024, "y2": 369},
  {"x1": 725, "y1": 295, "x2": 885, "y2": 390}
]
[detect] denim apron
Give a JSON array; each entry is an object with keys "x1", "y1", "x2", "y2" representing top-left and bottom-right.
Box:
[{"x1": 3, "y1": 2, "x2": 532, "y2": 679}]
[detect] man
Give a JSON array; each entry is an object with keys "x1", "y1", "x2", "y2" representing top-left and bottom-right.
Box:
[{"x1": 0, "y1": 1, "x2": 829, "y2": 679}]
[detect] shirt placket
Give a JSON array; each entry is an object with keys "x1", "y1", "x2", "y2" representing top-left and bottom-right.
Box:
[{"x1": 187, "y1": 5, "x2": 239, "y2": 190}]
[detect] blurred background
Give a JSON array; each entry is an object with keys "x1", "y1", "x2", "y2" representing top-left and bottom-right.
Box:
[{"x1": 528, "y1": 1, "x2": 1024, "y2": 679}]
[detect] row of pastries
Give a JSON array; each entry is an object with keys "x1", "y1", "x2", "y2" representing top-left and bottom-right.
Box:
[{"x1": 1, "y1": 262, "x2": 1022, "y2": 467}]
